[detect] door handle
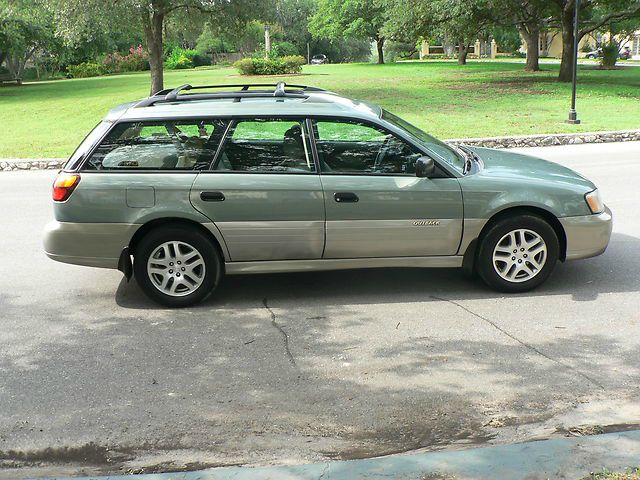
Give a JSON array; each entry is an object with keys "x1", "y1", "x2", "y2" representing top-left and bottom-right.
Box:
[
  {"x1": 334, "y1": 192, "x2": 359, "y2": 203},
  {"x1": 200, "y1": 191, "x2": 225, "y2": 202}
]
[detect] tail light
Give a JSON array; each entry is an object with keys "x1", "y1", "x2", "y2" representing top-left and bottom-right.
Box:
[{"x1": 53, "y1": 172, "x2": 81, "y2": 202}]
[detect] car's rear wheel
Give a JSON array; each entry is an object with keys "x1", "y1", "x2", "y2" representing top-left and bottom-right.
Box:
[
  {"x1": 476, "y1": 214, "x2": 559, "y2": 293},
  {"x1": 133, "y1": 226, "x2": 222, "y2": 307}
]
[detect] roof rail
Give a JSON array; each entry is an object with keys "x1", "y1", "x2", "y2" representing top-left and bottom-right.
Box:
[{"x1": 135, "y1": 83, "x2": 327, "y2": 108}]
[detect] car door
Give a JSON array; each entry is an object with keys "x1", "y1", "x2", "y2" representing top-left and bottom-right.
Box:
[
  {"x1": 190, "y1": 118, "x2": 325, "y2": 262},
  {"x1": 312, "y1": 119, "x2": 463, "y2": 259}
]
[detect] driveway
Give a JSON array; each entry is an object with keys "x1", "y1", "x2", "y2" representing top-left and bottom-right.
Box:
[{"x1": 1, "y1": 142, "x2": 639, "y2": 479}]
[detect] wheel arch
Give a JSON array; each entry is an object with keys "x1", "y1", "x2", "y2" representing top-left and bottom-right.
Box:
[
  {"x1": 129, "y1": 217, "x2": 227, "y2": 263},
  {"x1": 463, "y1": 206, "x2": 567, "y2": 273}
]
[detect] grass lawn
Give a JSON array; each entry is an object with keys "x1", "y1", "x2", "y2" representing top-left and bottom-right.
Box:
[{"x1": 0, "y1": 61, "x2": 639, "y2": 158}]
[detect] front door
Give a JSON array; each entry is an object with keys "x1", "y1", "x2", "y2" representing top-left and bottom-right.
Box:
[
  {"x1": 190, "y1": 118, "x2": 324, "y2": 262},
  {"x1": 312, "y1": 119, "x2": 463, "y2": 259}
]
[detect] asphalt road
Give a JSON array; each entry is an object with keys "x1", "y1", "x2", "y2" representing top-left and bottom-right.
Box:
[{"x1": 1, "y1": 142, "x2": 639, "y2": 479}]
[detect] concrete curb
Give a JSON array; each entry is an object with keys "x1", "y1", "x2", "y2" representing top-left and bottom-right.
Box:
[
  {"x1": 2, "y1": 129, "x2": 640, "y2": 172},
  {"x1": 43, "y1": 430, "x2": 640, "y2": 480},
  {"x1": 447, "y1": 129, "x2": 640, "y2": 149}
]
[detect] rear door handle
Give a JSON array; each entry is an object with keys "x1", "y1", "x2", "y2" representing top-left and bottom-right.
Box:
[
  {"x1": 200, "y1": 191, "x2": 225, "y2": 202},
  {"x1": 334, "y1": 192, "x2": 359, "y2": 203}
]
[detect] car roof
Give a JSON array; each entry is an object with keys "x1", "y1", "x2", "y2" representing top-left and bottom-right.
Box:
[{"x1": 106, "y1": 88, "x2": 383, "y2": 124}]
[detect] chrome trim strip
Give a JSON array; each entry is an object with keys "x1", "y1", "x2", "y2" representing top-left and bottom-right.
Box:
[{"x1": 225, "y1": 255, "x2": 463, "y2": 274}]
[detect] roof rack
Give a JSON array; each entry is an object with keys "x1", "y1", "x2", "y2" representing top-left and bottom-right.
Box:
[{"x1": 135, "y1": 82, "x2": 327, "y2": 108}]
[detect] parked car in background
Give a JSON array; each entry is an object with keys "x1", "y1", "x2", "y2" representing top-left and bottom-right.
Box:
[
  {"x1": 310, "y1": 54, "x2": 328, "y2": 65},
  {"x1": 44, "y1": 83, "x2": 612, "y2": 307},
  {"x1": 585, "y1": 46, "x2": 632, "y2": 60}
]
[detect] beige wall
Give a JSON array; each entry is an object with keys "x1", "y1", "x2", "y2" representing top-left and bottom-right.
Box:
[{"x1": 520, "y1": 31, "x2": 597, "y2": 58}]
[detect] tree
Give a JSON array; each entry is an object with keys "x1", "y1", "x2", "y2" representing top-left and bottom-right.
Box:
[
  {"x1": 51, "y1": 0, "x2": 267, "y2": 94},
  {"x1": 552, "y1": 0, "x2": 640, "y2": 81},
  {"x1": 483, "y1": 0, "x2": 556, "y2": 72},
  {"x1": 384, "y1": 0, "x2": 494, "y2": 64},
  {"x1": 309, "y1": 0, "x2": 388, "y2": 64},
  {"x1": 0, "y1": 0, "x2": 54, "y2": 80}
]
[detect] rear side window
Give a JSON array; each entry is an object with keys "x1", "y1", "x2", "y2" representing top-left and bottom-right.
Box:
[
  {"x1": 212, "y1": 118, "x2": 314, "y2": 173},
  {"x1": 83, "y1": 119, "x2": 227, "y2": 171}
]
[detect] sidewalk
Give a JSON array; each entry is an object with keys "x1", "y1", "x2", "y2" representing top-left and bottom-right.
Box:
[{"x1": 47, "y1": 430, "x2": 640, "y2": 480}]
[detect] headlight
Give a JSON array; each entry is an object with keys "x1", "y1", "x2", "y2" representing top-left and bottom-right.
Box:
[{"x1": 585, "y1": 189, "x2": 605, "y2": 214}]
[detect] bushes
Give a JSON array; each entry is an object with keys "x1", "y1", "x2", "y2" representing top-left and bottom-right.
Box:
[
  {"x1": 165, "y1": 47, "x2": 211, "y2": 69},
  {"x1": 600, "y1": 44, "x2": 619, "y2": 69},
  {"x1": 235, "y1": 55, "x2": 306, "y2": 75},
  {"x1": 66, "y1": 62, "x2": 106, "y2": 78},
  {"x1": 67, "y1": 45, "x2": 149, "y2": 78},
  {"x1": 103, "y1": 45, "x2": 149, "y2": 73}
]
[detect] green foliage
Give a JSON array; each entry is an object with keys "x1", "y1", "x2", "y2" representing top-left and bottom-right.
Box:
[
  {"x1": 66, "y1": 62, "x2": 106, "y2": 78},
  {"x1": 601, "y1": 43, "x2": 619, "y2": 68},
  {"x1": 491, "y1": 26, "x2": 523, "y2": 55},
  {"x1": 309, "y1": 0, "x2": 387, "y2": 43},
  {"x1": 271, "y1": 41, "x2": 300, "y2": 57},
  {"x1": 234, "y1": 55, "x2": 305, "y2": 75},
  {"x1": 103, "y1": 45, "x2": 150, "y2": 73},
  {"x1": 165, "y1": 47, "x2": 211, "y2": 69}
]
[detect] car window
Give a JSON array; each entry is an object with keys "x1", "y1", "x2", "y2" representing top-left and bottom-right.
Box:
[
  {"x1": 213, "y1": 119, "x2": 314, "y2": 173},
  {"x1": 313, "y1": 120, "x2": 422, "y2": 175},
  {"x1": 83, "y1": 119, "x2": 225, "y2": 171}
]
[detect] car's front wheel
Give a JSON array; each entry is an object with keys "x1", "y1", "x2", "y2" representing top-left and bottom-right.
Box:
[
  {"x1": 133, "y1": 225, "x2": 222, "y2": 307},
  {"x1": 476, "y1": 215, "x2": 559, "y2": 293}
]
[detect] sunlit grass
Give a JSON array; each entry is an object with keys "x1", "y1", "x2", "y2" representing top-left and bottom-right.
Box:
[{"x1": 0, "y1": 61, "x2": 638, "y2": 158}]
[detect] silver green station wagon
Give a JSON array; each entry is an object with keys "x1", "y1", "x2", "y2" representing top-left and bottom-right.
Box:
[{"x1": 44, "y1": 83, "x2": 612, "y2": 307}]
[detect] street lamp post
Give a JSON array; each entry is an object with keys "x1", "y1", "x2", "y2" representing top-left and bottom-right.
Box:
[
  {"x1": 566, "y1": 0, "x2": 581, "y2": 124},
  {"x1": 264, "y1": 24, "x2": 271, "y2": 59}
]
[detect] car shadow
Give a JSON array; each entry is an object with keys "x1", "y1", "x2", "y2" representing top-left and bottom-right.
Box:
[{"x1": 115, "y1": 232, "x2": 638, "y2": 310}]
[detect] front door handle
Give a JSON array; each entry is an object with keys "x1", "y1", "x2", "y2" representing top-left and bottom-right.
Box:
[
  {"x1": 334, "y1": 192, "x2": 359, "y2": 203},
  {"x1": 200, "y1": 191, "x2": 225, "y2": 202}
]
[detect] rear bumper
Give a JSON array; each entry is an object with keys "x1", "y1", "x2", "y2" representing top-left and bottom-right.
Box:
[
  {"x1": 43, "y1": 221, "x2": 139, "y2": 269},
  {"x1": 560, "y1": 206, "x2": 613, "y2": 261}
]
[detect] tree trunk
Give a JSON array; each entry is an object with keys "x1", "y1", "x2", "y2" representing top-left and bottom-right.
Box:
[
  {"x1": 458, "y1": 40, "x2": 468, "y2": 65},
  {"x1": 376, "y1": 37, "x2": 385, "y2": 64},
  {"x1": 142, "y1": 8, "x2": 165, "y2": 95},
  {"x1": 558, "y1": 7, "x2": 576, "y2": 82},
  {"x1": 519, "y1": 24, "x2": 540, "y2": 72}
]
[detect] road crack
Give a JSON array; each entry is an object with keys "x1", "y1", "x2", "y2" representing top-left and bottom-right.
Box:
[
  {"x1": 263, "y1": 298, "x2": 297, "y2": 368},
  {"x1": 431, "y1": 295, "x2": 605, "y2": 390}
]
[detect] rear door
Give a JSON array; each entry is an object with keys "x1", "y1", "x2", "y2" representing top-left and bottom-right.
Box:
[
  {"x1": 190, "y1": 118, "x2": 325, "y2": 262},
  {"x1": 312, "y1": 119, "x2": 463, "y2": 259}
]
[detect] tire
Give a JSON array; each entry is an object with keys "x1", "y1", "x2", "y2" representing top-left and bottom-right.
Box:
[
  {"x1": 475, "y1": 214, "x2": 559, "y2": 293},
  {"x1": 133, "y1": 225, "x2": 222, "y2": 307}
]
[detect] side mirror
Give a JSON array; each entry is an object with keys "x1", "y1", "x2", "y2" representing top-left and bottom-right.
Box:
[{"x1": 415, "y1": 156, "x2": 435, "y2": 178}]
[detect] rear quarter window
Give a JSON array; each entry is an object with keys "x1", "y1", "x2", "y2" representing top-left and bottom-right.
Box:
[{"x1": 83, "y1": 119, "x2": 226, "y2": 171}]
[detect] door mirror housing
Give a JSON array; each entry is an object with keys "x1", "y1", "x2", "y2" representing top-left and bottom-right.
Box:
[{"x1": 415, "y1": 156, "x2": 435, "y2": 178}]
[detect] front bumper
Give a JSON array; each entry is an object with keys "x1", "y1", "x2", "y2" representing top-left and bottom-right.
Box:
[
  {"x1": 43, "y1": 221, "x2": 139, "y2": 269},
  {"x1": 559, "y1": 206, "x2": 612, "y2": 261}
]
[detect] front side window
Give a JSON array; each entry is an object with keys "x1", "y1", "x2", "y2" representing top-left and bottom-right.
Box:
[
  {"x1": 380, "y1": 110, "x2": 463, "y2": 172},
  {"x1": 313, "y1": 120, "x2": 422, "y2": 175},
  {"x1": 213, "y1": 118, "x2": 314, "y2": 173},
  {"x1": 84, "y1": 119, "x2": 226, "y2": 171}
]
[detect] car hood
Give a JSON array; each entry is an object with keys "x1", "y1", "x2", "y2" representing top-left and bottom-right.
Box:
[{"x1": 468, "y1": 146, "x2": 596, "y2": 191}]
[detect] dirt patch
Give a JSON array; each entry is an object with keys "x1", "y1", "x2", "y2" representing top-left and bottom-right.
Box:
[
  {"x1": 444, "y1": 81, "x2": 550, "y2": 96},
  {"x1": 322, "y1": 421, "x2": 495, "y2": 460}
]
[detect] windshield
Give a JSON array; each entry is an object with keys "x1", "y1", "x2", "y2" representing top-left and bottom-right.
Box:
[{"x1": 381, "y1": 110, "x2": 464, "y2": 172}]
